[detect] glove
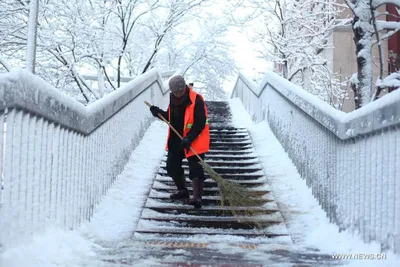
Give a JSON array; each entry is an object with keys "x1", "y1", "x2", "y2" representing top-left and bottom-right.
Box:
[
  {"x1": 181, "y1": 137, "x2": 191, "y2": 153},
  {"x1": 150, "y1": 106, "x2": 160, "y2": 117}
]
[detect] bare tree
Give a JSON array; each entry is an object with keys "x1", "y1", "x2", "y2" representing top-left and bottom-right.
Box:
[
  {"x1": 155, "y1": 14, "x2": 236, "y2": 100},
  {"x1": 112, "y1": 0, "x2": 159, "y2": 87},
  {"x1": 233, "y1": 0, "x2": 348, "y2": 108},
  {"x1": 0, "y1": 0, "x2": 236, "y2": 102},
  {"x1": 0, "y1": 0, "x2": 29, "y2": 71},
  {"x1": 140, "y1": 0, "x2": 208, "y2": 74}
]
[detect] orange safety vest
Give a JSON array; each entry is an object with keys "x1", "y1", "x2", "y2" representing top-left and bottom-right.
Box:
[{"x1": 166, "y1": 87, "x2": 210, "y2": 158}]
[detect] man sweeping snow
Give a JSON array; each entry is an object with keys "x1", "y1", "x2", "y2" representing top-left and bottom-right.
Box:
[{"x1": 149, "y1": 75, "x2": 210, "y2": 208}]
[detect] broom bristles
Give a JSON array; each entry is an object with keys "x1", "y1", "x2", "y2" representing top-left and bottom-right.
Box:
[{"x1": 198, "y1": 161, "x2": 263, "y2": 218}]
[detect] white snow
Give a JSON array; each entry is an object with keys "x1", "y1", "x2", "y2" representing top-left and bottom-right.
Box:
[
  {"x1": 2, "y1": 98, "x2": 400, "y2": 266},
  {"x1": 228, "y1": 98, "x2": 400, "y2": 266},
  {"x1": 346, "y1": 128, "x2": 355, "y2": 137},
  {"x1": 376, "y1": 21, "x2": 400, "y2": 31},
  {"x1": 240, "y1": 69, "x2": 400, "y2": 136},
  {"x1": 0, "y1": 69, "x2": 87, "y2": 112},
  {"x1": 0, "y1": 228, "x2": 101, "y2": 267},
  {"x1": 0, "y1": 120, "x2": 168, "y2": 267},
  {"x1": 257, "y1": 71, "x2": 345, "y2": 122},
  {"x1": 228, "y1": 97, "x2": 253, "y2": 128},
  {"x1": 377, "y1": 71, "x2": 400, "y2": 88},
  {"x1": 350, "y1": 73, "x2": 359, "y2": 86},
  {"x1": 85, "y1": 68, "x2": 163, "y2": 115},
  {"x1": 78, "y1": 120, "x2": 168, "y2": 242}
]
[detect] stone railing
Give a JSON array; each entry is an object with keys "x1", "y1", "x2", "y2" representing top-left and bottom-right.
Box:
[
  {"x1": 0, "y1": 68, "x2": 173, "y2": 249},
  {"x1": 232, "y1": 71, "x2": 400, "y2": 254}
]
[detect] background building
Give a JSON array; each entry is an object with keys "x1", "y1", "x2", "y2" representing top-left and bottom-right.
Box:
[{"x1": 329, "y1": 0, "x2": 399, "y2": 112}]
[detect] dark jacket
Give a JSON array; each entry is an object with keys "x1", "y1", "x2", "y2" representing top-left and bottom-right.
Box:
[{"x1": 157, "y1": 88, "x2": 206, "y2": 151}]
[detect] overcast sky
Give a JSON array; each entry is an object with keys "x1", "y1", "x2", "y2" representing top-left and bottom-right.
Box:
[{"x1": 221, "y1": 25, "x2": 273, "y2": 94}]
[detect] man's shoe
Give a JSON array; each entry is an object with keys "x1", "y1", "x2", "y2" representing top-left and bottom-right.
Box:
[
  {"x1": 170, "y1": 174, "x2": 189, "y2": 200},
  {"x1": 170, "y1": 188, "x2": 189, "y2": 200}
]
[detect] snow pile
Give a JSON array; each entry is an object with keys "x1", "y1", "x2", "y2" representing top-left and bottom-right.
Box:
[
  {"x1": 79, "y1": 120, "x2": 168, "y2": 242},
  {"x1": 228, "y1": 97, "x2": 253, "y2": 128},
  {"x1": 0, "y1": 228, "x2": 100, "y2": 267},
  {"x1": 377, "y1": 71, "x2": 400, "y2": 89}
]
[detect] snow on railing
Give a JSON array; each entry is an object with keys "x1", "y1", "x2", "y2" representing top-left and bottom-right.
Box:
[
  {"x1": 232, "y1": 71, "x2": 400, "y2": 254},
  {"x1": 0, "y1": 68, "x2": 171, "y2": 249}
]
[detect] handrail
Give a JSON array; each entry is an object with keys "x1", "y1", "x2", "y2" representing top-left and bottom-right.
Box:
[
  {"x1": 232, "y1": 71, "x2": 400, "y2": 139},
  {"x1": 232, "y1": 71, "x2": 400, "y2": 254},
  {"x1": 0, "y1": 67, "x2": 176, "y2": 249},
  {"x1": 0, "y1": 68, "x2": 171, "y2": 135}
]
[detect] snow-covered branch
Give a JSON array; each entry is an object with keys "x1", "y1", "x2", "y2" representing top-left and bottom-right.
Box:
[
  {"x1": 376, "y1": 71, "x2": 400, "y2": 88},
  {"x1": 240, "y1": 0, "x2": 346, "y2": 107},
  {"x1": 0, "y1": 54, "x2": 12, "y2": 71},
  {"x1": 376, "y1": 21, "x2": 400, "y2": 31}
]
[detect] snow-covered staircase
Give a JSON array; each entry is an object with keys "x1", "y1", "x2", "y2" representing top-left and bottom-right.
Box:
[{"x1": 133, "y1": 101, "x2": 291, "y2": 243}]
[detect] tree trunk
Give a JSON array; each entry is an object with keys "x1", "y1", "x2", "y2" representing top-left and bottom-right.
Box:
[
  {"x1": 0, "y1": 55, "x2": 11, "y2": 71},
  {"x1": 26, "y1": 0, "x2": 39, "y2": 73},
  {"x1": 352, "y1": 11, "x2": 373, "y2": 109},
  {"x1": 351, "y1": 80, "x2": 361, "y2": 109},
  {"x1": 282, "y1": 60, "x2": 288, "y2": 79},
  {"x1": 117, "y1": 54, "x2": 123, "y2": 88},
  {"x1": 142, "y1": 49, "x2": 157, "y2": 74},
  {"x1": 117, "y1": 39, "x2": 128, "y2": 88}
]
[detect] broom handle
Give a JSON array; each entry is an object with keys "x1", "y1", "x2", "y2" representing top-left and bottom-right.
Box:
[{"x1": 144, "y1": 101, "x2": 205, "y2": 163}]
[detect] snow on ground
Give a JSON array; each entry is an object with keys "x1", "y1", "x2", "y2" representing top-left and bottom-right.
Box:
[
  {"x1": 0, "y1": 120, "x2": 168, "y2": 267},
  {"x1": 79, "y1": 120, "x2": 168, "y2": 243},
  {"x1": 229, "y1": 97, "x2": 253, "y2": 128},
  {"x1": 0, "y1": 228, "x2": 100, "y2": 267},
  {"x1": 228, "y1": 97, "x2": 400, "y2": 266}
]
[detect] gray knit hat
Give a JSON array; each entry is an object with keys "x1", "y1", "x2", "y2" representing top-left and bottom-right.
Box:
[{"x1": 169, "y1": 75, "x2": 186, "y2": 92}]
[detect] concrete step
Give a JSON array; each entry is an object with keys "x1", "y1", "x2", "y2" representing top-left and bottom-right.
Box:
[
  {"x1": 209, "y1": 129, "x2": 247, "y2": 134},
  {"x1": 156, "y1": 172, "x2": 266, "y2": 181},
  {"x1": 144, "y1": 204, "x2": 278, "y2": 216},
  {"x1": 139, "y1": 215, "x2": 283, "y2": 229},
  {"x1": 151, "y1": 186, "x2": 270, "y2": 197},
  {"x1": 155, "y1": 177, "x2": 266, "y2": 188},
  {"x1": 159, "y1": 165, "x2": 263, "y2": 174},
  {"x1": 163, "y1": 154, "x2": 258, "y2": 161},
  {"x1": 210, "y1": 142, "x2": 253, "y2": 147},
  {"x1": 189, "y1": 154, "x2": 258, "y2": 161},
  {"x1": 210, "y1": 137, "x2": 250, "y2": 143},
  {"x1": 161, "y1": 159, "x2": 260, "y2": 167},
  {"x1": 147, "y1": 195, "x2": 272, "y2": 206},
  {"x1": 210, "y1": 133, "x2": 249, "y2": 138},
  {"x1": 134, "y1": 227, "x2": 288, "y2": 238},
  {"x1": 205, "y1": 150, "x2": 254, "y2": 155}
]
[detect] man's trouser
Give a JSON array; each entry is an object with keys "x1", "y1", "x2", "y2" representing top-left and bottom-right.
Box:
[
  {"x1": 166, "y1": 149, "x2": 205, "y2": 180},
  {"x1": 166, "y1": 149, "x2": 206, "y2": 207}
]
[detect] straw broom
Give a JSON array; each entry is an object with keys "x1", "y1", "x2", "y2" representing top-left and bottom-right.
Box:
[{"x1": 144, "y1": 101, "x2": 263, "y2": 215}]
